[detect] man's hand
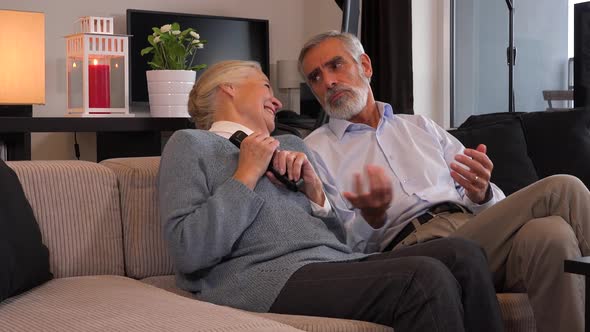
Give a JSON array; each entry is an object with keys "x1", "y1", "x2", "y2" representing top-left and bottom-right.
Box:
[
  {"x1": 342, "y1": 165, "x2": 393, "y2": 229},
  {"x1": 233, "y1": 132, "x2": 279, "y2": 190},
  {"x1": 450, "y1": 144, "x2": 494, "y2": 204},
  {"x1": 268, "y1": 150, "x2": 325, "y2": 205}
]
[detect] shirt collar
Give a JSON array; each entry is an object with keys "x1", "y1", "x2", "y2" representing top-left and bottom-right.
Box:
[
  {"x1": 327, "y1": 102, "x2": 395, "y2": 139},
  {"x1": 209, "y1": 121, "x2": 254, "y2": 139}
]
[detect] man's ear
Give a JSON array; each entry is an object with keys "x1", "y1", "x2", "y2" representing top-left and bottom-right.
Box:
[
  {"x1": 359, "y1": 53, "x2": 373, "y2": 79},
  {"x1": 219, "y1": 83, "x2": 236, "y2": 97}
]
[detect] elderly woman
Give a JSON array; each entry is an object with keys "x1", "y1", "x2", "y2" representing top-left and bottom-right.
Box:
[{"x1": 157, "y1": 60, "x2": 503, "y2": 331}]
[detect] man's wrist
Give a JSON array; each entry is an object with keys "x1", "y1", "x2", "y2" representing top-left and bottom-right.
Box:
[{"x1": 479, "y1": 184, "x2": 493, "y2": 204}]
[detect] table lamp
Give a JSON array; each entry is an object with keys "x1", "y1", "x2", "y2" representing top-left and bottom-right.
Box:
[
  {"x1": 0, "y1": 10, "x2": 45, "y2": 117},
  {"x1": 277, "y1": 60, "x2": 301, "y2": 111}
]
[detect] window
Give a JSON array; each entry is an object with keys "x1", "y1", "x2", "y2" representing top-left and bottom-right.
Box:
[{"x1": 452, "y1": 0, "x2": 569, "y2": 126}]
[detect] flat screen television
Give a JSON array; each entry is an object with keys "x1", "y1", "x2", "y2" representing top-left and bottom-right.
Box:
[{"x1": 126, "y1": 9, "x2": 270, "y2": 104}]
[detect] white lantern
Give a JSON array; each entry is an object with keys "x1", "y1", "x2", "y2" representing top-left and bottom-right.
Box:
[{"x1": 66, "y1": 16, "x2": 131, "y2": 117}]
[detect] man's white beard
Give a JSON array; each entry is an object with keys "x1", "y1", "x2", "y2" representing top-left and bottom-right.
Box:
[{"x1": 323, "y1": 81, "x2": 369, "y2": 120}]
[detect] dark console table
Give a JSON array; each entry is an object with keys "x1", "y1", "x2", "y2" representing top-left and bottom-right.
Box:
[{"x1": 0, "y1": 116, "x2": 194, "y2": 161}]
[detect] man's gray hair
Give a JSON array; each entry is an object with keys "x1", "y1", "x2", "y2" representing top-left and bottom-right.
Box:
[{"x1": 297, "y1": 31, "x2": 365, "y2": 78}]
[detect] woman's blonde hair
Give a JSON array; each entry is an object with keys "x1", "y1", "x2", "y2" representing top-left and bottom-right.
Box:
[{"x1": 188, "y1": 60, "x2": 262, "y2": 129}]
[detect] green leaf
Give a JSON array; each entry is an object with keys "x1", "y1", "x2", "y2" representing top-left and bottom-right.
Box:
[
  {"x1": 189, "y1": 64, "x2": 207, "y2": 71},
  {"x1": 180, "y1": 28, "x2": 191, "y2": 38},
  {"x1": 140, "y1": 46, "x2": 154, "y2": 56},
  {"x1": 148, "y1": 61, "x2": 162, "y2": 69}
]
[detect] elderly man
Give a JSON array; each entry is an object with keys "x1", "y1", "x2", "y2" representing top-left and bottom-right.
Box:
[{"x1": 300, "y1": 30, "x2": 590, "y2": 332}]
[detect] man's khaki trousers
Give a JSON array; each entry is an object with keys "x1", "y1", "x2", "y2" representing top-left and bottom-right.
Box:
[{"x1": 402, "y1": 175, "x2": 589, "y2": 332}]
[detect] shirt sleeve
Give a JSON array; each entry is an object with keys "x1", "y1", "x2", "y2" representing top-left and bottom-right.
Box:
[
  {"x1": 423, "y1": 116, "x2": 506, "y2": 213},
  {"x1": 309, "y1": 192, "x2": 333, "y2": 218},
  {"x1": 158, "y1": 131, "x2": 264, "y2": 274}
]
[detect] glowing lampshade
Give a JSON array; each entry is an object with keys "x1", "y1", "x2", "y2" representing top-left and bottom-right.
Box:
[{"x1": 0, "y1": 10, "x2": 45, "y2": 105}]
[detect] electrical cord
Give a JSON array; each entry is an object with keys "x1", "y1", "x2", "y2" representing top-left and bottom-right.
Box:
[{"x1": 74, "y1": 132, "x2": 80, "y2": 160}]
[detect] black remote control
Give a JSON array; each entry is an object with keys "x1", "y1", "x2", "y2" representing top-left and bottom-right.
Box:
[{"x1": 229, "y1": 131, "x2": 302, "y2": 192}]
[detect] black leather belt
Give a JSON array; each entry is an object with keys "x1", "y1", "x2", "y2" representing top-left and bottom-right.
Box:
[{"x1": 383, "y1": 202, "x2": 468, "y2": 252}]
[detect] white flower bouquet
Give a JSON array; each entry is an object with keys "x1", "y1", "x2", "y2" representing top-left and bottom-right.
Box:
[{"x1": 140, "y1": 23, "x2": 207, "y2": 71}]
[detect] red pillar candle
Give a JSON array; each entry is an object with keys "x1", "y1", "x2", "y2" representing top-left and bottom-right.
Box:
[{"x1": 88, "y1": 63, "x2": 110, "y2": 108}]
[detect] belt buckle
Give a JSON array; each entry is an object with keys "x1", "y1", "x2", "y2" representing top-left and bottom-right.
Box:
[{"x1": 425, "y1": 205, "x2": 449, "y2": 219}]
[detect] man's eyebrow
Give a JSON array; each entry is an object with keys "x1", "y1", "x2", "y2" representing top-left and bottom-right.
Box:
[
  {"x1": 325, "y1": 56, "x2": 345, "y2": 67},
  {"x1": 306, "y1": 56, "x2": 345, "y2": 81}
]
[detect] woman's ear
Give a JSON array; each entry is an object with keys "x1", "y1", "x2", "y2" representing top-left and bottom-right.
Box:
[{"x1": 219, "y1": 83, "x2": 236, "y2": 97}]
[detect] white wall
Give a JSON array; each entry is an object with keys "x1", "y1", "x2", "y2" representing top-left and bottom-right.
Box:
[
  {"x1": 1, "y1": 0, "x2": 342, "y2": 160},
  {"x1": 412, "y1": 0, "x2": 450, "y2": 128},
  {"x1": 303, "y1": 0, "x2": 342, "y2": 40}
]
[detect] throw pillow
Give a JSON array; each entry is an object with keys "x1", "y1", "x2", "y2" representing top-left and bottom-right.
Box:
[
  {"x1": 521, "y1": 109, "x2": 590, "y2": 189},
  {"x1": 450, "y1": 116, "x2": 539, "y2": 195},
  {"x1": 0, "y1": 160, "x2": 52, "y2": 302}
]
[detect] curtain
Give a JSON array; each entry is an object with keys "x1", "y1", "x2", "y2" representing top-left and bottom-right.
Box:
[
  {"x1": 361, "y1": 0, "x2": 414, "y2": 114},
  {"x1": 335, "y1": 0, "x2": 414, "y2": 114}
]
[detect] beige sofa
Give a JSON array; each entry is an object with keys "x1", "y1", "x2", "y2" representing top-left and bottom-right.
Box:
[
  {"x1": 0, "y1": 157, "x2": 536, "y2": 331},
  {"x1": 0, "y1": 158, "x2": 390, "y2": 332}
]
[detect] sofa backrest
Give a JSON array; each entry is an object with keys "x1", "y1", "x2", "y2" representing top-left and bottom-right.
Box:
[
  {"x1": 449, "y1": 115, "x2": 539, "y2": 195},
  {"x1": 7, "y1": 161, "x2": 125, "y2": 278},
  {"x1": 100, "y1": 157, "x2": 174, "y2": 279},
  {"x1": 519, "y1": 109, "x2": 590, "y2": 189},
  {"x1": 452, "y1": 109, "x2": 590, "y2": 194}
]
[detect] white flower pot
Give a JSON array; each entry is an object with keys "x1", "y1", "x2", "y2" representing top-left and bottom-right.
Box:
[{"x1": 146, "y1": 70, "x2": 196, "y2": 117}]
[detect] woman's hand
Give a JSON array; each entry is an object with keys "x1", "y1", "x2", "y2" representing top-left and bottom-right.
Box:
[
  {"x1": 269, "y1": 150, "x2": 325, "y2": 205},
  {"x1": 232, "y1": 132, "x2": 279, "y2": 190}
]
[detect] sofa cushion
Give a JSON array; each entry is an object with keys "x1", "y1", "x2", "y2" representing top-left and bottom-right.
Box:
[
  {"x1": 521, "y1": 109, "x2": 590, "y2": 189},
  {"x1": 7, "y1": 161, "x2": 124, "y2": 278},
  {"x1": 450, "y1": 116, "x2": 539, "y2": 195},
  {"x1": 140, "y1": 275, "x2": 193, "y2": 298},
  {"x1": 0, "y1": 160, "x2": 52, "y2": 302},
  {"x1": 140, "y1": 275, "x2": 393, "y2": 331},
  {"x1": 0, "y1": 275, "x2": 301, "y2": 331},
  {"x1": 100, "y1": 157, "x2": 174, "y2": 278},
  {"x1": 255, "y1": 312, "x2": 393, "y2": 332},
  {"x1": 496, "y1": 293, "x2": 536, "y2": 332}
]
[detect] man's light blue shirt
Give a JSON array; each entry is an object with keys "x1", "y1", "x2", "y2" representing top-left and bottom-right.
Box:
[{"x1": 304, "y1": 102, "x2": 505, "y2": 253}]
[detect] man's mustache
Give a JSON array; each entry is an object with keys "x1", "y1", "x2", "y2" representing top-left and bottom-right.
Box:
[{"x1": 325, "y1": 85, "x2": 353, "y2": 104}]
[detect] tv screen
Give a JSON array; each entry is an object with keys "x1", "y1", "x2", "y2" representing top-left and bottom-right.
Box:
[{"x1": 127, "y1": 9, "x2": 269, "y2": 104}]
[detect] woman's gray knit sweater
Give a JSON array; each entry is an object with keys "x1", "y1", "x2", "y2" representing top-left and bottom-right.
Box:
[{"x1": 158, "y1": 129, "x2": 366, "y2": 312}]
